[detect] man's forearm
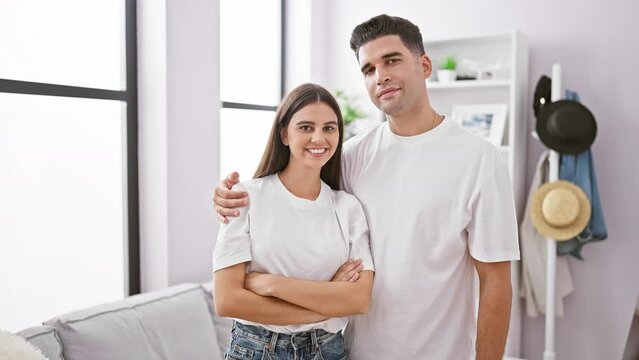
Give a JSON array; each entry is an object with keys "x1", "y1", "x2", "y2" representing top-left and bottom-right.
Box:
[{"x1": 475, "y1": 280, "x2": 512, "y2": 359}]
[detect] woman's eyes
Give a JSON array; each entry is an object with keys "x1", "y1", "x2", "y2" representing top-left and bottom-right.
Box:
[{"x1": 298, "y1": 125, "x2": 336, "y2": 132}]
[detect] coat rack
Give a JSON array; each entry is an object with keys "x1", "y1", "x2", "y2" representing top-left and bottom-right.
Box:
[{"x1": 543, "y1": 63, "x2": 562, "y2": 360}]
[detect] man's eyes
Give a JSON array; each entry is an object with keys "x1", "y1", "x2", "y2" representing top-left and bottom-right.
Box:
[{"x1": 363, "y1": 59, "x2": 400, "y2": 76}]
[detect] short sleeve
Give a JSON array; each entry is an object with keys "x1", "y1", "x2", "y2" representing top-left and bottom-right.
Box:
[
  {"x1": 340, "y1": 136, "x2": 364, "y2": 194},
  {"x1": 345, "y1": 196, "x2": 375, "y2": 271},
  {"x1": 340, "y1": 142, "x2": 355, "y2": 193},
  {"x1": 212, "y1": 184, "x2": 252, "y2": 272},
  {"x1": 466, "y1": 164, "x2": 521, "y2": 262}
]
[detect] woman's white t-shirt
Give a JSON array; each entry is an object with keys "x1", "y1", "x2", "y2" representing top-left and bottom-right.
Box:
[{"x1": 212, "y1": 173, "x2": 375, "y2": 334}]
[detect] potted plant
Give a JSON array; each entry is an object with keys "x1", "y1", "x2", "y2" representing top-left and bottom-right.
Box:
[
  {"x1": 437, "y1": 55, "x2": 457, "y2": 82},
  {"x1": 335, "y1": 89, "x2": 367, "y2": 140}
]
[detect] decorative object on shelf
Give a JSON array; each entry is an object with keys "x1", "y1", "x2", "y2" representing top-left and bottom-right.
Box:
[
  {"x1": 334, "y1": 89, "x2": 367, "y2": 140},
  {"x1": 0, "y1": 329, "x2": 49, "y2": 360},
  {"x1": 530, "y1": 180, "x2": 591, "y2": 241},
  {"x1": 459, "y1": 59, "x2": 508, "y2": 81},
  {"x1": 477, "y1": 61, "x2": 506, "y2": 80},
  {"x1": 456, "y1": 59, "x2": 478, "y2": 81},
  {"x1": 451, "y1": 103, "x2": 508, "y2": 146},
  {"x1": 437, "y1": 55, "x2": 457, "y2": 82}
]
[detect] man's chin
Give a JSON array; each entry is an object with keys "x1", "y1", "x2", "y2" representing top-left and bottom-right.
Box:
[{"x1": 380, "y1": 104, "x2": 402, "y2": 117}]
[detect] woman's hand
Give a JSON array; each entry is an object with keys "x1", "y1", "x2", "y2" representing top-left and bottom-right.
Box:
[
  {"x1": 331, "y1": 259, "x2": 364, "y2": 282},
  {"x1": 244, "y1": 272, "x2": 276, "y2": 296}
]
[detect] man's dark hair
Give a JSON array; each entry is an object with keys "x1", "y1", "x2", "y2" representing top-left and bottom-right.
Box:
[{"x1": 350, "y1": 14, "x2": 425, "y2": 60}]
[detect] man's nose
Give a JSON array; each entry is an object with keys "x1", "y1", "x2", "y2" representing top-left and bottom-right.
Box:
[{"x1": 376, "y1": 69, "x2": 391, "y2": 85}]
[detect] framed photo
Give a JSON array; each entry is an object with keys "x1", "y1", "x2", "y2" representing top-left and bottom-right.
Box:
[{"x1": 451, "y1": 104, "x2": 508, "y2": 146}]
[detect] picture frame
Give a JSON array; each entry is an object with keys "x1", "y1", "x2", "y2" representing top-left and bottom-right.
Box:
[{"x1": 451, "y1": 103, "x2": 508, "y2": 146}]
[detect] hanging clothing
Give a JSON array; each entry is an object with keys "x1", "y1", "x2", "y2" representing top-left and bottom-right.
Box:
[
  {"x1": 557, "y1": 90, "x2": 608, "y2": 259},
  {"x1": 520, "y1": 151, "x2": 574, "y2": 317}
]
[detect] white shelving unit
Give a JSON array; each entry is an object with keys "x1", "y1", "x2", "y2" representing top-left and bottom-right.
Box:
[
  {"x1": 424, "y1": 31, "x2": 529, "y2": 358},
  {"x1": 428, "y1": 78, "x2": 511, "y2": 90}
]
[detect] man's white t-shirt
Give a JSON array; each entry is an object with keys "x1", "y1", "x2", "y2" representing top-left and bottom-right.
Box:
[
  {"x1": 341, "y1": 118, "x2": 520, "y2": 360},
  {"x1": 212, "y1": 173, "x2": 375, "y2": 334}
]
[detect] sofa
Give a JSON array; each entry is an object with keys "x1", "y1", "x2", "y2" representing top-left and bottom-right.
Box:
[{"x1": 16, "y1": 282, "x2": 233, "y2": 360}]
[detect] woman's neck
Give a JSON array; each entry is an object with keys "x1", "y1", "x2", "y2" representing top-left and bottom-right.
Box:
[{"x1": 278, "y1": 164, "x2": 322, "y2": 200}]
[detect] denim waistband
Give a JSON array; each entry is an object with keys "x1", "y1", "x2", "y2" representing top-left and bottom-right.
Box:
[{"x1": 232, "y1": 321, "x2": 339, "y2": 350}]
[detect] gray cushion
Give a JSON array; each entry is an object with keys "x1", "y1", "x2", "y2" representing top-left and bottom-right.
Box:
[
  {"x1": 201, "y1": 281, "x2": 233, "y2": 356},
  {"x1": 45, "y1": 302, "x2": 158, "y2": 360},
  {"x1": 45, "y1": 283, "x2": 221, "y2": 360},
  {"x1": 17, "y1": 325, "x2": 64, "y2": 360},
  {"x1": 126, "y1": 284, "x2": 222, "y2": 360}
]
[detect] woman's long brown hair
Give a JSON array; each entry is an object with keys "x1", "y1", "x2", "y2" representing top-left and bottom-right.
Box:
[{"x1": 253, "y1": 83, "x2": 344, "y2": 190}]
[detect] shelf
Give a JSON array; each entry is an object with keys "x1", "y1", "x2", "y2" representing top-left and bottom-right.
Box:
[
  {"x1": 424, "y1": 31, "x2": 514, "y2": 47},
  {"x1": 427, "y1": 79, "x2": 511, "y2": 90}
]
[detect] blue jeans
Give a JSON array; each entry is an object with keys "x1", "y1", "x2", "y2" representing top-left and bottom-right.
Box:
[{"x1": 225, "y1": 321, "x2": 349, "y2": 360}]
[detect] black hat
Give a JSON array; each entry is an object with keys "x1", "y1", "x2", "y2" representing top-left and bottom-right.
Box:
[
  {"x1": 533, "y1": 75, "x2": 552, "y2": 117},
  {"x1": 536, "y1": 100, "x2": 597, "y2": 154}
]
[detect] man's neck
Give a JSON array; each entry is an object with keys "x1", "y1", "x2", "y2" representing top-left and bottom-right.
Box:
[{"x1": 387, "y1": 104, "x2": 442, "y2": 136}]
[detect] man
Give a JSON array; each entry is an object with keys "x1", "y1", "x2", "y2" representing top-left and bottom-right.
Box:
[{"x1": 214, "y1": 15, "x2": 519, "y2": 359}]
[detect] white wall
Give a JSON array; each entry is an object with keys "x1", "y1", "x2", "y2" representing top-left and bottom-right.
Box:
[
  {"x1": 311, "y1": 0, "x2": 639, "y2": 359},
  {"x1": 138, "y1": 0, "x2": 220, "y2": 291},
  {"x1": 134, "y1": 1, "x2": 639, "y2": 357}
]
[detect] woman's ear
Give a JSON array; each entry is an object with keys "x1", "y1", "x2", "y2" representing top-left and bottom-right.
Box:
[{"x1": 280, "y1": 127, "x2": 288, "y2": 146}]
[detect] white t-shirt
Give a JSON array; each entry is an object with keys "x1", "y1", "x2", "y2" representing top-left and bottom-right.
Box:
[
  {"x1": 212, "y1": 173, "x2": 375, "y2": 334},
  {"x1": 341, "y1": 118, "x2": 520, "y2": 360}
]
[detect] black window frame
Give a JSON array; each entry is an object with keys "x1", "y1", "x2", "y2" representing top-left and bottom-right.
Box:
[
  {"x1": 221, "y1": 0, "x2": 286, "y2": 112},
  {"x1": 0, "y1": 0, "x2": 141, "y2": 295}
]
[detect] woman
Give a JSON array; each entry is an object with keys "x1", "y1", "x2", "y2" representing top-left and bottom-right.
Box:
[{"x1": 213, "y1": 83, "x2": 374, "y2": 360}]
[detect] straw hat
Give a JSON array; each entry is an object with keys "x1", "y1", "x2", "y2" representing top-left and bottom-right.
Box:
[{"x1": 530, "y1": 180, "x2": 591, "y2": 241}]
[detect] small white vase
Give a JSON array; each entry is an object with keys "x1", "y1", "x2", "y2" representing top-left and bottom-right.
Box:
[{"x1": 437, "y1": 70, "x2": 457, "y2": 82}]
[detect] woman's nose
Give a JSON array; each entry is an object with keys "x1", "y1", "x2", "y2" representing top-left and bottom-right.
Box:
[{"x1": 311, "y1": 130, "x2": 325, "y2": 143}]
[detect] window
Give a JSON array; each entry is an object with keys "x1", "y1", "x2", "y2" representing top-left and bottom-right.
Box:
[
  {"x1": 0, "y1": 0, "x2": 138, "y2": 331},
  {"x1": 219, "y1": 0, "x2": 284, "y2": 179}
]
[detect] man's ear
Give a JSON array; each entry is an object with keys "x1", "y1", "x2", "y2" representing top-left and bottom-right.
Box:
[
  {"x1": 421, "y1": 54, "x2": 433, "y2": 79},
  {"x1": 280, "y1": 127, "x2": 288, "y2": 146}
]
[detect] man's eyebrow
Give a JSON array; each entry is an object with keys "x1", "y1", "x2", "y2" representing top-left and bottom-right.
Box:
[
  {"x1": 360, "y1": 62, "x2": 372, "y2": 73},
  {"x1": 360, "y1": 52, "x2": 404, "y2": 73},
  {"x1": 382, "y1": 51, "x2": 403, "y2": 59}
]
